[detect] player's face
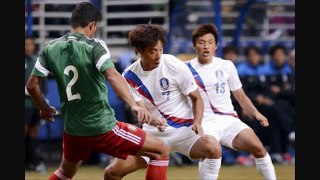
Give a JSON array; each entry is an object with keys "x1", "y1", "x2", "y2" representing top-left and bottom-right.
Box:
[
  {"x1": 25, "y1": 38, "x2": 35, "y2": 57},
  {"x1": 224, "y1": 52, "x2": 238, "y2": 63},
  {"x1": 140, "y1": 40, "x2": 163, "y2": 70},
  {"x1": 247, "y1": 49, "x2": 261, "y2": 66},
  {"x1": 194, "y1": 33, "x2": 217, "y2": 63},
  {"x1": 272, "y1": 49, "x2": 287, "y2": 67}
]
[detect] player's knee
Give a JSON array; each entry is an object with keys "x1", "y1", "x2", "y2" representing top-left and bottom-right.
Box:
[
  {"x1": 104, "y1": 166, "x2": 122, "y2": 180},
  {"x1": 157, "y1": 141, "x2": 170, "y2": 158},
  {"x1": 206, "y1": 144, "x2": 222, "y2": 159},
  {"x1": 250, "y1": 143, "x2": 267, "y2": 158},
  {"x1": 148, "y1": 140, "x2": 169, "y2": 160}
]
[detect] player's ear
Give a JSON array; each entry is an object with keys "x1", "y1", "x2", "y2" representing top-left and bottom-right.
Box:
[
  {"x1": 136, "y1": 48, "x2": 143, "y2": 55},
  {"x1": 88, "y1": 22, "x2": 94, "y2": 30}
]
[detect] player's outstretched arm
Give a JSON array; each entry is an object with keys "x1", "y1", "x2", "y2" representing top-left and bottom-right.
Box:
[
  {"x1": 103, "y1": 67, "x2": 151, "y2": 123},
  {"x1": 26, "y1": 75, "x2": 57, "y2": 122},
  {"x1": 188, "y1": 89, "x2": 205, "y2": 139},
  {"x1": 232, "y1": 88, "x2": 269, "y2": 127},
  {"x1": 136, "y1": 101, "x2": 168, "y2": 131}
]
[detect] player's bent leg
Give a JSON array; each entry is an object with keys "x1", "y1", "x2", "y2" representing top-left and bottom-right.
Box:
[
  {"x1": 190, "y1": 135, "x2": 222, "y2": 180},
  {"x1": 49, "y1": 157, "x2": 82, "y2": 180},
  {"x1": 189, "y1": 135, "x2": 221, "y2": 159},
  {"x1": 136, "y1": 132, "x2": 169, "y2": 180},
  {"x1": 232, "y1": 128, "x2": 266, "y2": 157},
  {"x1": 104, "y1": 156, "x2": 146, "y2": 180},
  {"x1": 232, "y1": 128, "x2": 276, "y2": 180},
  {"x1": 136, "y1": 132, "x2": 169, "y2": 159},
  {"x1": 105, "y1": 132, "x2": 169, "y2": 180}
]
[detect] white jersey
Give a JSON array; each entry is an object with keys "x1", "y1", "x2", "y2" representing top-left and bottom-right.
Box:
[
  {"x1": 186, "y1": 57, "x2": 242, "y2": 121},
  {"x1": 123, "y1": 54, "x2": 198, "y2": 131}
]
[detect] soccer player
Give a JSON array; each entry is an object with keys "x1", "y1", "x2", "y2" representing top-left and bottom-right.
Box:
[
  {"x1": 26, "y1": 2, "x2": 169, "y2": 180},
  {"x1": 186, "y1": 23, "x2": 276, "y2": 180},
  {"x1": 104, "y1": 23, "x2": 222, "y2": 180}
]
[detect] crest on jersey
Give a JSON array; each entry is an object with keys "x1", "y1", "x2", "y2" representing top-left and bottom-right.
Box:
[
  {"x1": 215, "y1": 70, "x2": 224, "y2": 80},
  {"x1": 159, "y1": 77, "x2": 169, "y2": 90},
  {"x1": 128, "y1": 124, "x2": 137, "y2": 132}
]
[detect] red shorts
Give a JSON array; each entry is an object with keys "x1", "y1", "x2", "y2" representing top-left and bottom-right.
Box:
[{"x1": 63, "y1": 121, "x2": 146, "y2": 163}]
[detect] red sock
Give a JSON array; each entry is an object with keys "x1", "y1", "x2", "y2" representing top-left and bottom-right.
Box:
[
  {"x1": 146, "y1": 159, "x2": 169, "y2": 180},
  {"x1": 49, "y1": 168, "x2": 71, "y2": 180}
]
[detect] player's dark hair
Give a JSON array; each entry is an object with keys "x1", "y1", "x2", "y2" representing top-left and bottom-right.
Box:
[
  {"x1": 128, "y1": 23, "x2": 167, "y2": 53},
  {"x1": 25, "y1": 34, "x2": 35, "y2": 41},
  {"x1": 269, "y1": 44, "x2": 287, "y2": 57},
  {"x1": 71, "y1": 2, "x2": 101, "y2": 28},
  {"x1": 192, "y1": 23, "x2": 219, "y2": 46},
  {"x1": 222, "y1": 45, "x2": 239, "y2": 55},
  {"x1": 244, "y1": 45, "x2": 262, "y2": 56}
]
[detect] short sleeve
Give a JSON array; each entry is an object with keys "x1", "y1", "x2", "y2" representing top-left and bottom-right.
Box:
[
  {"x1": 93, "y1": 38, "x2": 115, "y2": 73},
  {"x1": 31, "y1": 47, "x2": 50, "y2": 77},
  {"x1": 228, "y1": 61, "x2": 242, "y2": 91},
  {"x1": 178, "y1": 63, "x2": 198, "y2": 95}
]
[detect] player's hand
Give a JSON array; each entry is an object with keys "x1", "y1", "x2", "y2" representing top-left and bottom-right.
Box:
[
  {"x1": 255, "y1": 112, "x2": 269, "y2": 127},
  {"x1": 40, "y1": 106, "x2": 58, "y2": 122},
  {"x1": 148, "y1": 117, "x2": 168, "y2": 132},
  {"x1": 192, "y1": 123, "x2": 205, "y2": 139},
  {"x1": 131, "y1": 105, "x2": 152, "y2": 124}
]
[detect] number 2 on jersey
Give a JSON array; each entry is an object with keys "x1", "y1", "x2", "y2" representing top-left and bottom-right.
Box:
[{"x1": 64, "y1": 65, "x2": 81, "y2": 101}]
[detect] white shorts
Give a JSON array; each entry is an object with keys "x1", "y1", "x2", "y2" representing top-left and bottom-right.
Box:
[
  {"x1": 143, "y1": 124, "x2": 201, "y2": 157},
  {"x1": 202, "y1": 115, "x2": 251, "y2": 150}
]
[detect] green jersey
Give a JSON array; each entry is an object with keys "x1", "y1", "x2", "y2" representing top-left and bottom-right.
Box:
[{"x1": 32, "y1": 32, "x2": 116, "y2": 136}]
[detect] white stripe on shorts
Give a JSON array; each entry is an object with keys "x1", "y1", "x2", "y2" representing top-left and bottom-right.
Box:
[
  {"x1": 115, "y1": 126, "x2": 141, "y2": 142},
  {"x1": 112, "y1": 126, "x2": 140, "y2": 145}
]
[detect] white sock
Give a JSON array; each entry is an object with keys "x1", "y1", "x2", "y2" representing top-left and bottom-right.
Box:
[
  {"x1": 199, "y1": 158, "x2": 221, "y2": 180},
  {"x1": 255, "y1": 153, "x2": 277, "y2": 180}
]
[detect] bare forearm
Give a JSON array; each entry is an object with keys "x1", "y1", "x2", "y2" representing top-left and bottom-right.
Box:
[
  {"x1": 27, "y1": 78, "x2": 50, "y2": 110},
  {"x1": 237, "y1": 93, "x2": 259, "y2": 117},
  {"x1": 29, "y1": 88, "x2": 50, "y2": 110},
  {"x1": 234, "y1": 88, "x2": 269, "y2": 126},
  {"x1": 192, "y1": 98, "x2": 203, "y2": 124},
  {"x1": 189, "y1": 91, "x2": 204, "y2": 124},
  {"x1": 106, "y1": 70, "x2": 136, "y2": 107}
]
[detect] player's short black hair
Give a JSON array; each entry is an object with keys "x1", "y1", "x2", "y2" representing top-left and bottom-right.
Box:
[
  {"x1": 25, "y1": 34, "x2": 35, "y2": 40},
  {"x1": 269, "y1": 44, "x2": 287, "y2": 57},
  {"x1": 71, "y1": 2, "x2": 101, "y2": 28},
  {"x1": 192, "y1": 23, "x2": 219, "y2": 46},
  {"x1": 244, "y1": 45, "x2": 262, "y2": 56},
  {"x1": 222, "y1": 45, "x2": 239, "y2": 55},
  {"x1": 128, "y1": 23, "x2": 167, "y2": 53}
]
